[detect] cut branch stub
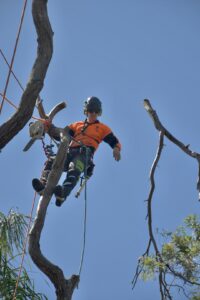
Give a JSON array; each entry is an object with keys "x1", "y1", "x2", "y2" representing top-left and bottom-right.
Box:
[
  {"x1": 144, "y1": 99, "x2": 162, "y2": 131},
  {"x1": 48, "y1": 102, "x2": 67, "y2": 121},
  {"x1": 36, "y1": 96, "x2": 48, "y2": 119}
]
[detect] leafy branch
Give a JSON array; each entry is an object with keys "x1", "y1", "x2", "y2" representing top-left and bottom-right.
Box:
[
  {"x1": 133, "y1": 100, "x2": 200, "y2": 300},
  {"x1": 0, "y1": 210, "x2": 47, "y2": 300}
]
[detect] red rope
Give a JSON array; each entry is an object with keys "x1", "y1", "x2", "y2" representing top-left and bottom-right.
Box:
[
  {"x1": 12, "y1": 192, "x2": 37, "y2": 300},
  {"x1": 0, "y1": 49, "x2": 24, "y2": 92},
  {"x1": 0, "y1": 92, "x2": 18, "y2": 110},
  {"x1": 0, "y1": 48, "x2": 43, "y2": 121},
  {"x1": 0, "y1": 92, "x2": 43, "y2": 122},
  {"x1": 0, "y1": 0, "x2": 28, "y2": 114}
]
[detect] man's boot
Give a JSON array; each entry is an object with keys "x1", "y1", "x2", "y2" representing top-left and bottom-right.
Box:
[
  {"x1": 32, "y1": 157, "x2": 54, "y2": 195},
  {"x1": 54, "y1": 185, "x2": 66, "y2": 207},
  {"x1": 32, "y1": 178, "x2": 45, "y2": 195}
]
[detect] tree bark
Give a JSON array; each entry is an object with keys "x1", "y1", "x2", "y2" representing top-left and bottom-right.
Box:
[
  {"x1": 0, "y1": 0, "x2": 53, "y2": 150},
  {"x1": 29, "y1": 127, "x2": 79, "y2": 300}
]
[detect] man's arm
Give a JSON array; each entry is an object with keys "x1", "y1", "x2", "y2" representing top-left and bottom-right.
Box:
[{"x1": 103, "y1": 132, "x2": 121, "y2": 161}]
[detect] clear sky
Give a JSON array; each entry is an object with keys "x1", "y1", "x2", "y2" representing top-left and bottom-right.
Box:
[{"x1": 1, "y1": 1, "x2": 200, "y2": 299}]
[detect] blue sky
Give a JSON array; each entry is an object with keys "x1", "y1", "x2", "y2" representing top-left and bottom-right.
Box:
[{"x1": 1, "y1": 1, "x2": 200, "y2": 299}]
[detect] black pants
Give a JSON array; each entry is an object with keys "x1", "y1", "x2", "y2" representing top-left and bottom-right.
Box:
[{"x1": 41, "y1": 146, "x2": 94, "y2": 198}]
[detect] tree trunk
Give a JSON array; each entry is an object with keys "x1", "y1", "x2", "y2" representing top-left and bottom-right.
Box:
[{"x1": 29, "y1": 127, "x2": 79, "y2": 299}]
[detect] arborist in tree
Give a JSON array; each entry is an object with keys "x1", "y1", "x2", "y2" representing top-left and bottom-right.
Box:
[{"x1": 32, "y1": 96, "x2": 121, "y2": 207}]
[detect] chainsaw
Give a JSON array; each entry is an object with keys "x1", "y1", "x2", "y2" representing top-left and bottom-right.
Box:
[{"x1": 23, "y1": 120, "x2": 46, "y2": 151}]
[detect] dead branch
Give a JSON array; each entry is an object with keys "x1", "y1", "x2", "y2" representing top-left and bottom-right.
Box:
[
  {"x1": 143, "y1": 99, "x2": 198, "y2": 157},
  {"x1": 132, "y1": 132, "x2": 171, "y2": 298},
  {"x1": 0, "y1": 0, "x2": 53, "y2": 150},
  {"x1": 133, "y1": 99, "x2": 200, "y2": 300},
  {"x1": 144, "y1": 99, "x2": 200, "y2": 199},
  {"x1": 147, "y1": 131, "x2": 164, "y2": 255}
]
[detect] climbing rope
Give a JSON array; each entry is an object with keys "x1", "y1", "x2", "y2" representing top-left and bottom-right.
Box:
[
  {"x1": 0, "y1": 48, "x2": 42, "y2": 121},
  {"x1": 0, "y1": 0, "x2": 28, "y2": 114},
  {"x1": 0, "y1": 48, "x2": 44, "y2": 120},
  {"x1": 78, "y1": 178, "x2": 88, "y2": 277},
  {"x1": 0, "y1": 92, "x2": 18, "y2": 110},
  {"x1": 0, "y1": 49, "x2": 24, "y2": 92},
  {"x1": 12, "y1": 192, "x2": 37, "y2": 300},
  {"x1": 78, "y1": 147, "x2": 89, "y2": 277},
  {"x1": 0, "y1": 91, "x2": 43, "y2": 122}
]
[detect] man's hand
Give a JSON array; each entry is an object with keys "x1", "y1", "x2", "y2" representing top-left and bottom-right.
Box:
[{"x1": 113, "y1": 147, "x2": 121, "y2": 161}]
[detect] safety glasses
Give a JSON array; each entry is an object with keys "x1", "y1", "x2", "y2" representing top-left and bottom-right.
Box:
[{"x1": 87, "y1": 110, "x2": 99, "y2": 114}]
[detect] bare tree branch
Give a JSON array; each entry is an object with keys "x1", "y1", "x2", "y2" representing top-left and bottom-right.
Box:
[
  {"x1": 143, "y1": 99, "x2": 200, "y2": 198},
  {"x1": 143, "y1": 99, "x2": 198, "y2": 157},
  {"x1": 0, "y1": 0, "x2": 53, "y2": 150},
  {"x1": 133, "y1": 99, "x2": 200, "y2": 300},
  {"x1": 147, "y1": 131, "x2": 164, "y2": 255},
  {"x1": 132, "y1": 133, "x2": 165, "y2": 290}
]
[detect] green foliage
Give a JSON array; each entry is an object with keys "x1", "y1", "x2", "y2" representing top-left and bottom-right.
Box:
[
  {"x1": 0, "y1": 210, "x2": 47, "y2": 300},
  {"x1": 139, "y1": 256, "x2": 165, "y2": 281},
  {"x1": 139, "y1": 215, "x2": 200, "y2": 297},
  {"x1": 163, "y1": 214, "x2": 200, "y2": 282},
  {"x1": 0, "y1": 210, "x2": 27, "y2": 256},
  {"x1": 190, "y1": 294, "x2": 200, "y2": 300}
]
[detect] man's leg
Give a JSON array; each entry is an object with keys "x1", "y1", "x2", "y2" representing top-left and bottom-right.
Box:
[
  {"x1": 32, "y1": 157, "x2": 55, "y2": 195},
  {"x1": 54, "y1": 154, "x2": 85, "y2": 206}
]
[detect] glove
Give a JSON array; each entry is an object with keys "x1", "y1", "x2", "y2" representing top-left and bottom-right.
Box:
[{"x1": 113, "y1": 147, "x2": 121, "y2": 161}]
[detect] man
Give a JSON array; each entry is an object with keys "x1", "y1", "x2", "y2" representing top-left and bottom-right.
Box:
[{"x1": 32, "y1": 96, "x2": 121, "y2": 207}]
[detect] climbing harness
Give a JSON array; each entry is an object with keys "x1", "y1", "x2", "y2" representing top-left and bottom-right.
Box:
[{"x1": 41, "y1": 140, "x2": 56, "y2": 159}]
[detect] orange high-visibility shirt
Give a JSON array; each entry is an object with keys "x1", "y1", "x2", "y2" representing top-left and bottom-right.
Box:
[{"x1": 68, "y1": 120, "x2": 121, "y2": 151}]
